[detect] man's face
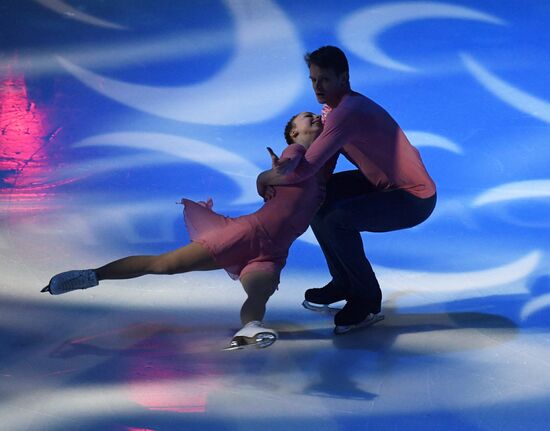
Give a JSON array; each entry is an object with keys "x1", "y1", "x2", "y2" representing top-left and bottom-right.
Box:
[{"x1": 308, "y1": 64, "x2": 348, "y2": 107}]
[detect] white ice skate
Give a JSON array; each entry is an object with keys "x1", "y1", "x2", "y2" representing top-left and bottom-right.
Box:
[
  {"x1": 223, "y1": 321, "x2": 278, "y2": 351},
  {"x1": 41, "y1": 270, "x2": 98, "y2": 295},
  {"x1": 334, "y1": 313, "x2": 385, "y2": 335},
  {"x1": 302, "y1": 299, "x2": 342, "y2": 315}
]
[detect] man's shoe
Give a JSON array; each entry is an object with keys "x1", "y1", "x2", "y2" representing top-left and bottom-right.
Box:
[
  {"x1": 304, "y1": 281, "x2": 347, "y2": 304},
  {"x1": 334, "y1": 299, "x2": 383, "y2": 334},
  {"x1": 41, "y1": 270, "x2": 98, "y2": 295}
]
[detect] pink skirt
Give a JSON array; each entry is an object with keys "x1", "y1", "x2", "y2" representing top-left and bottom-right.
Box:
[{"x1": 182, "y1": 199, "x2": 286, "y2": 281}]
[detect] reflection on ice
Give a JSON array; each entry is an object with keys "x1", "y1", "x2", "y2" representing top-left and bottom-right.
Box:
[{"x1": 1, "y1": 0, "x2": 550, "y2": 429}]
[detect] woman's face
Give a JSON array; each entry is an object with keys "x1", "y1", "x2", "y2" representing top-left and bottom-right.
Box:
[{"x1": 292, "y1": 112, "x2": 323, "y2": 143}]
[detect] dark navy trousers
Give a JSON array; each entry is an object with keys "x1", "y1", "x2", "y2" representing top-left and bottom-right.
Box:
[{"x1": 311, "y1": 170, "x2": 437, "y2": 303}]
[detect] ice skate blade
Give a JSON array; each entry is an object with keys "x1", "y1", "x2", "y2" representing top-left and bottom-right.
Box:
[
  {"x1": 302, "y1": 300, "x2": 341, "y2": 315},
  {"x1": 334, "y1": 313, "x2": 384, "y2": 335},
  {"x1": 223, "y1": 333, "x2": 277, "y2": 351}
]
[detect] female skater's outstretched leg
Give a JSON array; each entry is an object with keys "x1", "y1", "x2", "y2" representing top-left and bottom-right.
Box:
[
  {"x1": 43, "y1": 242, "x2": 220, "y2": 295},
  {"x1": 95, "y1": 242, "x2": 219, "y2": 280}
]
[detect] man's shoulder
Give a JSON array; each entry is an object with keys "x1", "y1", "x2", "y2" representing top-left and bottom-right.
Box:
[
  {"x1": 337, "y1": 92, "x2": 391, "y2": 124},
  {"x1": 328, "y1": 92, "x2": 370, "y2": 123},
  {"x1": 340, "y1": 91, "x2": 376, "y2": 109}
]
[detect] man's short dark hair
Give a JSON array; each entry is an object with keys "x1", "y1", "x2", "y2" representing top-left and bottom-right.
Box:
[
  {"x1": 284, "y1": 114, "x2": 299, "y2": 145},
  {"x1": 304, "y1": 46, "x2": 349, "y2": 76}
]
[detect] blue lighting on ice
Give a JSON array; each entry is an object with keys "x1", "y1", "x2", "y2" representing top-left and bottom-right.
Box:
[{"x1": 1, "y1": 1, "x2": 549, "y2": 430}]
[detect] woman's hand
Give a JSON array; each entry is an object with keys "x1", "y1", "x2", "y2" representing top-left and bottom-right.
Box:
[
  {"x1": 267, "y1": 147, "x2": 291, "y2": 174},
  {"x1": 267, "y1": 147, "x2": 279, "y2": 168}
]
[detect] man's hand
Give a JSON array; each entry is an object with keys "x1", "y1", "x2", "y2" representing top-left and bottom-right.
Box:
[
  {"x1": 257, "y1": 171, "x2": 276, "y2": 201},
  {"x1": 263, "y1": 185, "x2": 276, "y2": 201},
  {"x1": 257, "y1": 182, "x2": 276, "y2": 201}
]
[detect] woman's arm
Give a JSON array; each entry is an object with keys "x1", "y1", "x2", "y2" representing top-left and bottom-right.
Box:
[{"x1": 258, "y1": 144, "x2": 306, "y2": 199}]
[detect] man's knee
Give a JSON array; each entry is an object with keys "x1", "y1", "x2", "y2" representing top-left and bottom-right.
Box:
[
  {"x1": 311, "y1": 208, "x2": 337, "y2": 232},
  {"x1": 322, "y1": 208, "x2": 350, "y2": 232}
]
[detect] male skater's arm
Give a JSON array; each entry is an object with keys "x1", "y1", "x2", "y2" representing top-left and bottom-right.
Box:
[{"x1": 257, "y1": 107, "x2": 355, "y2": 196}]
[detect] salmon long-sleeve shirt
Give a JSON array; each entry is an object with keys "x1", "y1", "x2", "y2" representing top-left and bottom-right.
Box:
[{"x1": 282, "y1": 91, "x2": 436, "y2": 199}]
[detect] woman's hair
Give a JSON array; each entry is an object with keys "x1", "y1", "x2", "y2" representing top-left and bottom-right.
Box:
[
  {"x1": 284, "y1": 113, "x2": 299, "y2": 145},
  {"x1": 304, "y1": 45, "x2": 349, "y2": 77}
]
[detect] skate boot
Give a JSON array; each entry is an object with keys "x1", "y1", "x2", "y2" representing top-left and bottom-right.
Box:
[
  {"x1": 334, "y1": 299, "x2": 384, "y2": 335},
  {"x1": 41, "y1": 270, "x2": 98, "y2": 295},
  {"x1": 223, "y1": 321, "x2": 278, "y2": 351},
  {"x1": 302, "y1": 281, "x2": 347, "y2": 314}
]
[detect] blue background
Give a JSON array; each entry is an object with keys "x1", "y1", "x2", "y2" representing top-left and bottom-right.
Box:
[{"x1": 1, "y1": 1, "x2": 549, "y2": 430}]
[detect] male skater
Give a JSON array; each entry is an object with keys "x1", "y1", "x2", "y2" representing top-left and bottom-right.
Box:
[{"x1": 257, "y1": 46, "x2": 436, "y2": 333}]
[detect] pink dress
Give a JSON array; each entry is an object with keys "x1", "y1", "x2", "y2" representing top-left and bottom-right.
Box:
[{"x1": 182, "y1": 144, "x2": 334, "y2": 281}]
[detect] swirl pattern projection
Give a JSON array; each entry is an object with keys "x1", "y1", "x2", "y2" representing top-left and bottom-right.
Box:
[{"x1": 1, "y1": 1, "x2": 549, "y2": 430}]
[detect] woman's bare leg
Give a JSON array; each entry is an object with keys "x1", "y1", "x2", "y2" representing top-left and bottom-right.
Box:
[
  {"x1": 239, "y1": 271, "x2": 279, "y2": 325},
  {"x1": 95, "y1": 242, "x2": 220, "y2": 281}
]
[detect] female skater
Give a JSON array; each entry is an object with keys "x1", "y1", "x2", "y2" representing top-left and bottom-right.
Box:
[{"x1": 42, "y1": 112, "x2": 335, "y2": 350}]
